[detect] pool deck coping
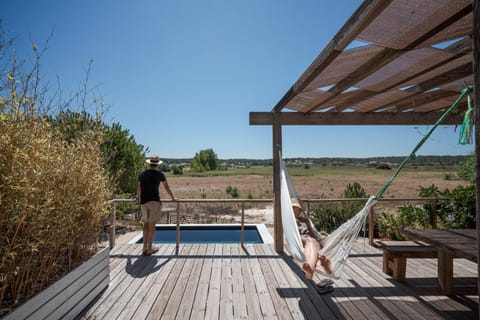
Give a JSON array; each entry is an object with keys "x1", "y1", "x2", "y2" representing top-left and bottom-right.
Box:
[{"x1": 127, "y1": 223, "x2": 274, "y2": 244}]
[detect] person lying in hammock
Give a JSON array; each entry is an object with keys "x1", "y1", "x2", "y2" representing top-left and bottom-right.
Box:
[{"x1": 292, "y1": 198, "x2": 333, "y2": 279}]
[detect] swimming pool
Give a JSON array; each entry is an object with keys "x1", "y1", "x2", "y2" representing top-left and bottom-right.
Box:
[{"x1": 129, "y1": 224, "x2": 273, "y2": 244}]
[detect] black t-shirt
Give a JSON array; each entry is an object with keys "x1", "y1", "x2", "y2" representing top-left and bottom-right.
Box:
[{"x1": 138, "y1": 169, "x2": 166, "y2": 204}]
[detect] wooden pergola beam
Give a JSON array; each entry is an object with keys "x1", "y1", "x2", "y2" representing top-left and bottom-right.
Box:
[{"x1": 250, "y1": 111, "x2": 464, "y2": 126}]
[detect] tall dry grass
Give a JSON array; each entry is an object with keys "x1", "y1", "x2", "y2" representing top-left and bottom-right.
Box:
[{"x1": 0, "y1": 112, "x2": 112, "y2": 312}]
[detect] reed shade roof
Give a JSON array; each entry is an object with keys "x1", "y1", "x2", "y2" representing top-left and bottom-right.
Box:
[{"x1": 272, "y1": 0, "x2": 474, "y2": 119}]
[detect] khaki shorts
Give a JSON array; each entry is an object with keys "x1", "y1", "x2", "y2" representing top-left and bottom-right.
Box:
[{"x1": 140, "y1": 201, "x2": 162, "y2": 224}]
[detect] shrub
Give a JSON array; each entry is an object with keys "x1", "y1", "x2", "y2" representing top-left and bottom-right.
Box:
[
  {"x1": 310, "y1": 182, "x2": 368, "y2": 234},
  {"x1": 172, "y1": 165, "x2": 183, "y2": 175},
  {"x1": 0, "y1": 114, "x2": 112, "y2": 310},
  {"x1": 0, "y1": 24, "x2": 113, "y2": 313},
  {"x1": 376, "y1": 184, "x2": 476, "y2": 240}
]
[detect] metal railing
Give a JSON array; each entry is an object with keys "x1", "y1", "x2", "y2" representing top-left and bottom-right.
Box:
[
  {"x1": 107, "y1": 198, "x2": 272, "y2": 248},
  {"x1": 107, "y1": 197, "x2": 444, "y2": 248}
]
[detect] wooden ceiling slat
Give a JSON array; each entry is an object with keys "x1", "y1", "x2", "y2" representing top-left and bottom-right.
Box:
[
  {"x1": 405, "y1": 62, "x2": 472, "y2": 93},
  {"x1": 349, "y1": 90, "x2": 413, "y2": 112},
  {"x1": 273, "y1": 0, "x2": 472, "y2": 112},
  {"x1": 355, "y1": 48, "x2": 455, "y2": 92},
  {"x1": 273, "y1": 0, "x2": 393, "y2": 111},
  {"x1": 303, "y1": 45, "x2": 384, "y2": 92},
  {"x1": 259, "y1": 0, "x2": 475, "y2": 126},
  {"x1": 392, "y1": 90, "x2": 459, "y2": 112},
  {"x1": 358, "y1": 0, "x2": 472, "y2": 49}
]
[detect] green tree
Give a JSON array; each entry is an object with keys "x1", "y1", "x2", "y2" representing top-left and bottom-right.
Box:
[
  {"x1": 50, "y1": 111, "x2": 147, "y2": 194},
  {"x1": 458, "y1": 153, "x2": 475, "y2": 184},
  {"x1": 102, "y1": 122, "x2": 147, "y2": 194},
  {"x1": 191, "y1": 148, "x2": 219, "y2": 172}
]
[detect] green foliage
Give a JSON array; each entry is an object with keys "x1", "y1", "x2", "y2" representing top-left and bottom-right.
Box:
[
  {"x1": 376, "y1": 184, "x2": 476, "y2": 240},
  {"x1": 191, "y1": 148, "x2": 219, "y2": 172},
  {"x1": 343, "y1": 182, "x2": 368, "y2": 198},
  {"x1": 457, "y1": 153, "x2": 475, "y2": 184},
  {"x1": 0, "y1": 114, "x2": 112, "y2": 309},
  {"x1": 437, "y1": 185, "x2": 476, "y2": 228},
  {"x1": 171, "y1": 165, "x2": 183, "y2": 175},
  {"x1": 102, "y1": 122, "x2": 147, "y2": 194},
  {"x1": 310, "y1": 182, "x2": 368, "y2": 233},
  {"x1": 226, "y1": 185, "x2": 239, "y2": 198},
  {"x1": 0, "y1": 24, "x2": 113, "y2": 312},
  {"x1": 50, "y1": 111, "x2": 147, "y2": 195}
]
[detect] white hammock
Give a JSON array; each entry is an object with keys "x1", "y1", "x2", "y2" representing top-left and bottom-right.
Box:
[{"x1": 280, "y1": 158, "x2": 377, "y2": 279}]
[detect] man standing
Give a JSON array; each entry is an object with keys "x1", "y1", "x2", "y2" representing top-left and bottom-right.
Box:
[{"x1": 136, "y1": 155, "x2": 176, "y2": 255}]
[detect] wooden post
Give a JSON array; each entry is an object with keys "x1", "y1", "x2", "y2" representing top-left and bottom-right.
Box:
[
  {"x1": 368, "y1": 203, "x2": 375, "y2": 245},
  {"x1": 109, "y1": 201, "x2": 116, "y2": 249},
  {"x1": 241, "y1": 201, "x2": 245, "y2": 247},
  {"x1": 473, "y1": 0, "x2": 480, "y2": 311},
  {"x1": 429, "y1": 199, "x2": 437, "y2": 229},
  {"x1": 273, "y1": 112, "x2": 283, "y2": 252},
  {"x1": 176, "y1": 201, "x2": 180, "y2": 249}
]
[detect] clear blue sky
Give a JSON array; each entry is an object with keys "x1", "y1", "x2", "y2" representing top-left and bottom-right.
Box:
[{"x1": 2, "y1": 0, "x2": 474, "y2": 159}]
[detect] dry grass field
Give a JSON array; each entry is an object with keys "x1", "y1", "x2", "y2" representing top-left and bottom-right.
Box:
[{"x1": 164, "y1": 166, "x2": 467, "y2": 201}]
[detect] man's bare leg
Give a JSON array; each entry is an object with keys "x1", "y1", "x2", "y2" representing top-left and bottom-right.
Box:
[
  {"x1": 143, "y1": 222, "x2": 149, "y2": 254},
  {"x1": 318, "y1": 255, "x2": 333, "y2": 274},
  {"x1": 302, "y1": 237, "x2": 321, "y2": 279}
]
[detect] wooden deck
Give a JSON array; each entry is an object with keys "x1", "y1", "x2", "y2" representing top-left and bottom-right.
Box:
[{"x1": 81, "y1": 238, "x2": 478, "y2": 320}]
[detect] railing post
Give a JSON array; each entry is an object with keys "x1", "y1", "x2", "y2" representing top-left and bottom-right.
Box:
[
  {"x1": 429, "y1": 199, "x2": 438, "y2": 229},
  {"x1": 241, "y1": 201, "x2": 245, "y2": 247},
  {"x1": 368, "y1": 203, "x2": 375, "y2": 246},
  {"x1": 109, "y1": 201, "x2": 116, "y2": 248},
  {"x1": 176, "y1": 201, "x2": 180, "y2": 249}
]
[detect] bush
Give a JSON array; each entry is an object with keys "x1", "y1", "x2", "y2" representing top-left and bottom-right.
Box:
[
  {"x1": 226, "y1": 186, "x2": 239, "y2": 198},
  {"x1": 310, "y1": 182, "x2": 368, "y2": 234},
  {"x1": 376, "y1": 184, "x2": 476, "y2": 240},
  {"x1": 376, "y1": 206, "x2": 431, "y2": 240},
  {"x1": 172, "y1": 165, "x2": 183, "y2": 175},
  {"x1": 0, "y1": 114, "x2": 112, "y2": 310}
]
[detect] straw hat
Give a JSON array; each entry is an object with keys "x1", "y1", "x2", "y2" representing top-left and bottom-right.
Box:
[
  {"x1": 291, "y1": 198, "x2": 303, "y2": 209},
  {"x1": 146, "y1": 155, "x2": 163, "y2": 166}
]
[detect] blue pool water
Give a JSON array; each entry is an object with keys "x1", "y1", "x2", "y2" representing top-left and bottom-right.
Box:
[{"x1": 135, "y1": 224, "x2": 265, "y2": 244}]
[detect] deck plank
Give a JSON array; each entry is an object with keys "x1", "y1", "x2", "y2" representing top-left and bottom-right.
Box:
[
  {"x1": 204, "y1": 244, "x2": 223, "y2": 319},
  {"x1": 116, "y1": 244, "x2": 175, "y2": 320},
  {"x1": 247, "y1": 244, "x2": 278, "y2": 319},
  {"x1": 145, "y1": 244, "x2": 194, "y2": 319},
  {"x1": 241, "y1": 245, "x2": 265, "y2": 319},
  {"x1": 220, "y1": 244, "x2": 234, "y2": 320},
  {"x1": 231, "y1": 244, "x2": 249, "y2": 320},
  {"x1": 190, "y1": 243, "x2": 216, "y2": 319},
  {"x1": 80, "y1": 238, "x2": 478, "y2": 320},
  {"x1": 254, "y1": 244, "x2": 295, "y2": 320},
  {"x1": 175, "y1": 243, "x2": 208, "y2": 320},
  {"x1": 161, "y1": 244, "x2": 202, "y2": 319}
]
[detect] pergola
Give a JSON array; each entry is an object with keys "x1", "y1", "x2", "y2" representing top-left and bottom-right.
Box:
[{"x1": 249, "y1": 0, "x2": 479, "y2": 305}]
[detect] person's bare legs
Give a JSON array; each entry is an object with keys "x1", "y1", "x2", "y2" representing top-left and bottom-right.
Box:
[
  {"x1": 147, "y1": 222, "x2": 157, "y2": 253},
  {"x1": 301, "y1": 237, "x2": 321, "y2": 279},
  {"x1": 318, "y1": 255, "x2": 333, "y2": 274},
  {"x1": 143, "y1": 222, "x2": 151, "y2": 254}
]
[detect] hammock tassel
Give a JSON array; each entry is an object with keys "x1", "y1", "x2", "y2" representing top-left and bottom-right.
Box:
[{"x1": 458, "y1": 94, "x2": 474, "y2": 145}]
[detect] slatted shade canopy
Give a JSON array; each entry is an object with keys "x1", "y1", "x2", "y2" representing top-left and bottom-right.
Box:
[{"x1": 250, "y1": 0, "x2": 475, "y2": 126}]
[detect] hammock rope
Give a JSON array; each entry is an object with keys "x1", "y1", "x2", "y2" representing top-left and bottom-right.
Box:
[
  {"x1": 280, "y1": 86, "x2": 473, "y2": 279},
  {"x1": 376, "y1": 86, "x2": 472, "y2": 200}
]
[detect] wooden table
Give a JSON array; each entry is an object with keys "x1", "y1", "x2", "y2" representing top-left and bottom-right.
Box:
[{"x1": 401, "y1": 228, "x2": 477, "y2": 295}]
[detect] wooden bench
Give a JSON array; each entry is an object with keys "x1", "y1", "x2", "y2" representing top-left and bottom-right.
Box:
[{"x1": 374, "y1": 240, "x2": 437, "y2": 282}]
